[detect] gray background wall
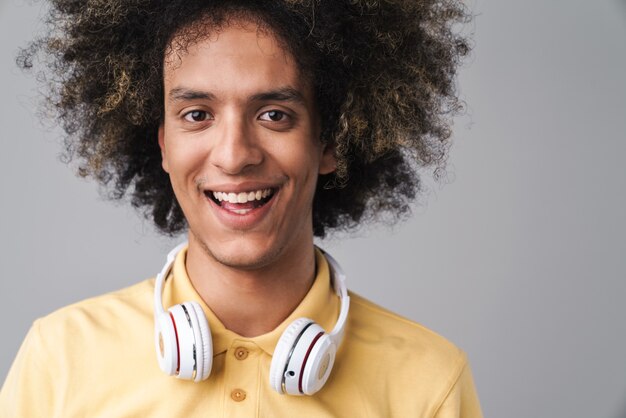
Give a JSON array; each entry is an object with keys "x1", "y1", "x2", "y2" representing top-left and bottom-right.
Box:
[{"x1": 1, "y1": 0, "x2": 625, "y2": 417}]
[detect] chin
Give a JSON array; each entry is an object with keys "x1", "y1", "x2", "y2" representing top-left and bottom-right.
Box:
[{"x1": 191, "y1": 230, "x2": 283, "y2": 271}]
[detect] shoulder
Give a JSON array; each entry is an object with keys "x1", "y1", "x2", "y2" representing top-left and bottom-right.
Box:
[
  {"x1": 340, "y1": 291, "x2": 469, "y2": 407},
  {"x1": 36, "y1": 278, "x2": 155, "y2": 334},
  {"x1": 31, "y1": 279, "x2": 156, "y2": 368},
  {"x1": 0, "y1": 280, "x2": 159, "y2": 415},
  {"x1": 347, "y1": 290, "x2": 465, "y2": 361}
]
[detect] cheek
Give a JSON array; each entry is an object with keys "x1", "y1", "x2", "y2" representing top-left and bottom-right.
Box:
[
  {"x1": 164, "y1": 137, "x2": 208, "y2": 179},
  {"x1": 272, "y1": 139, "x2": 320, "y2": 168}
]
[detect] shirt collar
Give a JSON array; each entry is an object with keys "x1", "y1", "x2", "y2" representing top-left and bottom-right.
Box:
[{"x1": 161, "y1": 245, "x2": 340, "y2": 356}]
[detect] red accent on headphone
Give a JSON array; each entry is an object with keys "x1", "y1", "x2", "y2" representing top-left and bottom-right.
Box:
[
  {"x1": 298, "y1": 332, "x2": 324, "y2": 394},
  {"x1": 169, "y1": 312, "x2": 180, "y2": 373}
]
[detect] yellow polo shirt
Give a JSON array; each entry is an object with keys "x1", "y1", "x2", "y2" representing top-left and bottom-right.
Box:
[{"x1": 1, "y1": 248, "x2": 482, "y2": 417}]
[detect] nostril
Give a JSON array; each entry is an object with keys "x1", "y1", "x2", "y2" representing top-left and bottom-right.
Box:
[{"x1": 209, "y1": 139, "x2": 264, "y2": 175}]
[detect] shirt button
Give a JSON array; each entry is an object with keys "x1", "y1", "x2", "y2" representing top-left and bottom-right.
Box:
[
  {"x1": 234, "y1": 347, "x2": 249, "y2": 360},
  {"x1": 231, "y1": 389, "x2": 247, "y2": 402}
]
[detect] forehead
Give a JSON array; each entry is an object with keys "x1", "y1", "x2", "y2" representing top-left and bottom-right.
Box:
[{"x1": 163, "y1": 20, "x2": 308, "y2": 99}]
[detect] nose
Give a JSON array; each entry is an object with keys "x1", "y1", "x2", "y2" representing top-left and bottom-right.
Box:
[{"x1": 209, "y1": 115, "x2": 263, "y2": 175}]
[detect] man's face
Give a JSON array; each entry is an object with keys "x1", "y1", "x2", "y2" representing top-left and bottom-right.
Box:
[{"x1": 159, "y1": 20, "x2": 335, "y2": 269}]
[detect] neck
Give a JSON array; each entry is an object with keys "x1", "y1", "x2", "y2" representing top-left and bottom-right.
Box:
[{"x1": 185, "y1": 237, "x2": 317, "y2": 337}]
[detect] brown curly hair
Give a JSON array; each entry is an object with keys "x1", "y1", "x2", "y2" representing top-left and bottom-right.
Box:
[{"x1": 19, "y1": 0, "x2": 471, "y2": 237}]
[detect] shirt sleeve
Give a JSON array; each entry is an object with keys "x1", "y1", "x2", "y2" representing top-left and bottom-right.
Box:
[
  {"x1": 433, "y1": 358, "x2": 483, "y2": 418},
  {"x1": 0, "y1": 320, "x2": 56, "y2": 418}
]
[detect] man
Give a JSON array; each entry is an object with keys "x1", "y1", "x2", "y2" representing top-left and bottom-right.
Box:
[{"x1": 1, "y1": 1, "x2": 481, "y2": 417}]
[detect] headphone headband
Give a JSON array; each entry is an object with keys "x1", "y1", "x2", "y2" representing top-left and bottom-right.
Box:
[
  {"x1": 154, "y1": 242, "x2": 350, "y2": 395},
  {"x1": 154, "y1": 243, "x2": 349, "y2": 338},
  {"x1": 317, "y1": 248, "x2": 350, "y2": 346},
  {"x1": 153, "y1": 241, "x2": 187, "y2": 318}
]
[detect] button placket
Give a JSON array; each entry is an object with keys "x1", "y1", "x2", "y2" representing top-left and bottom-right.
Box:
[
  {"x1": 230, "y1": 388, "x2": 246, "y2": 402},
  {"x1": 234, "y1": 347, "x2": 249, "y2": 361},
  {"x1": 223, "y1": 341, "x2": 260, "y2": 417}
]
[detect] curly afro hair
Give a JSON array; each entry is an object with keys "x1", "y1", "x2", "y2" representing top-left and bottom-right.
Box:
[{"x1": 20, "y1": 0, "x2": 471, "y2": 237}]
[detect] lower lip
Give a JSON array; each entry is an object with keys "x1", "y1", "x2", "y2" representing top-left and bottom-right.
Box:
[{"x1": 206, "y1": 192, "x2": 277, "y2": 230}]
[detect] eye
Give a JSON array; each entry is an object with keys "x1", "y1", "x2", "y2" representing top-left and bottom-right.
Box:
[
  {"x1": 259, "y1": 110, "x2": 287, "y2": 122},
  {"x1": 183, "y1": 110, "x2": 211, "y2": 122}
]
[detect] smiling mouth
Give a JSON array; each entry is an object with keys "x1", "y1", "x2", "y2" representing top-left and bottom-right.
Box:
[{"x1": 205, "y1": 188, "x2": 276, "y2": 214}]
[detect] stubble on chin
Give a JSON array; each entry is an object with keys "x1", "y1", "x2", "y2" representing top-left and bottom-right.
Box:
[{"x1": 189, "y1": 228, "x2": 283, "y2": 271}]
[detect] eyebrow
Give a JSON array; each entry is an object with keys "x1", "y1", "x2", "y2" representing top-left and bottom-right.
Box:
[
  {"x1": 168, "y1": 88, "x2": 216, "y2": 103},
  {"x1": 167, "y1": 87, "x2": 306, "y2": 106},
  {"x1": 249, "y1": 87, "x2": 306, "y2": 105}
]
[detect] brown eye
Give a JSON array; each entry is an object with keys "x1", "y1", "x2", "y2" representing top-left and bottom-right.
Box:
[
  {"x1": 183, "y1": 110, "x2": 210, "y2": 122},
  {"x1": 260, "y1": 110, "x2": 286, "y2": 122}
]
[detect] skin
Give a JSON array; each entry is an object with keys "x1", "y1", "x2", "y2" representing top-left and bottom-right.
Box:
[{"x1": 158, "y1": 20, "x2": 336, "y2": 337}]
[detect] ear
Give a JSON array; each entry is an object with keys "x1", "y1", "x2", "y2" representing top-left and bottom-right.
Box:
[
  {"x1": 158, "y1": 123, "x2": 170, "y2": 173},
  {"x1": 318, "y1": 141, "x2": 336, "y2": 175}
]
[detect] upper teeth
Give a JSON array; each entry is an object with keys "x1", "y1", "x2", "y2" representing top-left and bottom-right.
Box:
[{"x1": 212, "y1": 189, "x2": 273, "y2": 203}]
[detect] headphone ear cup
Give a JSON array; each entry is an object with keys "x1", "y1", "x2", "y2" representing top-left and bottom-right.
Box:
[
  {"x1": 270, "y1": 318, "x2": 335, "y2": 395},
  {"x1": 299, "y1": 333, "x2": 336, "y2": 395},
  {"x1": 270, "y1": 318, "x2": 312, "y2": 394},
  {"x1": 185, "y1": 301, "x2": 213, "y2": 381},
  {"x1": 168, "y1": 304, "x2": 201, "y2": 380},
  {"x1": 155, "y1": 311, "x2": 179, "y2": 376}
]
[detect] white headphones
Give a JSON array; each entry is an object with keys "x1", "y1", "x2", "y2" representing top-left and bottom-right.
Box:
[{"x1": 154, "y1": 242, "x2": 350, "y2": 396}]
